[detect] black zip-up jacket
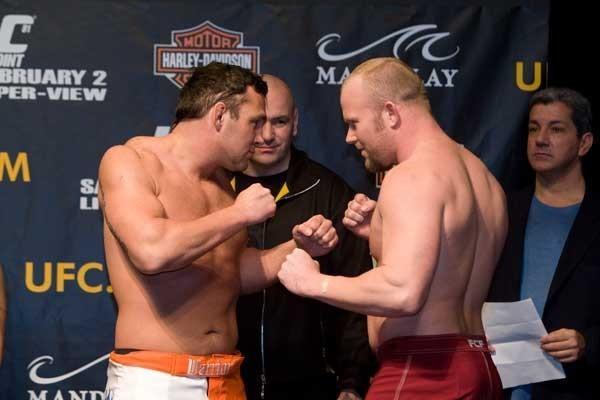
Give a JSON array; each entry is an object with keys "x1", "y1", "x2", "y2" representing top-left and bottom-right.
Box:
[{"x1": 234, "y1": 147, "x2": 375, "y2": 400}]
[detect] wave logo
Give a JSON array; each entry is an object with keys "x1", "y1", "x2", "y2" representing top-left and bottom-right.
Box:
[
  {"x1": 28, "y1": 353, "x2": 109, "y2": 385},
  {"x1": 316, "y1": 24, "x2": 459, "y2": 63},
  {"x1": 154, "y1": 21, "x2": 260, "y2": 88}
]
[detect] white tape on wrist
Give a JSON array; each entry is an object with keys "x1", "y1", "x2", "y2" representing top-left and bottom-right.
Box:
[{"x1": 320, "y1": 277, "x2": 329, "y2": 295}]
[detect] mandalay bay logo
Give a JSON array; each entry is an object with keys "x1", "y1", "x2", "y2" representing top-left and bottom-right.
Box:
[
  {"x1": 26, "y1": 353, "x2": 109, "y2": 399},
  {"x1": 315, "y1": 24, "x2": 460, "y2": 87}
]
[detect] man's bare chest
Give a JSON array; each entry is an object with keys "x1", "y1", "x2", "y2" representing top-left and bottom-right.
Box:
[
  {"x1": 157, "y1": 174, "x2": 235, "y2": 220},
  {"x1": 158, "y1": 173, "x2": 247, "y2": 259}
]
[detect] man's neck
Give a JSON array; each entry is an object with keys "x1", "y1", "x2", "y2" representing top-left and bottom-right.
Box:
[
  {"x1": 395, "y1": 109, "x2": 445, "y2": 163},
  {"x1": 168, "y1": 123, "x2": 220, "y2": 178},
  {"x1": 535, "y1": 166, "x2": 585, "y2": 207}
]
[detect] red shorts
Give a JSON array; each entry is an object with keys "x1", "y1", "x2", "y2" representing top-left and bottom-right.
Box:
[{"x1": 366, "y1": 334, "x2": 502, "y2": 400}]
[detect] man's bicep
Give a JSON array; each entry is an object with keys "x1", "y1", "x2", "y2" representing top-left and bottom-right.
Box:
[
  {"x1": 378, "y1": 177, "x2": 443, "y2": 292},
  {"x1": 99, "y1": 146, "x2": 166, "y2": 242}
]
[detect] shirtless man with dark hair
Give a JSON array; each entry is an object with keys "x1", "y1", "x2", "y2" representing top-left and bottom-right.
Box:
[
  {"x1": 99, "y1": 62, "x2": 338, "y2": 400},
  {"x1": 278, "y1": 57, "x2": 508, "y2": 399}
]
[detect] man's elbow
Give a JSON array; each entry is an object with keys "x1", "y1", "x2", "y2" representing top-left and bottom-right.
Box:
[
  {"x1": 387, "y1": 289, "x2": 426, "y2": 317},
  {"x1": 126, "y1": 225, "x2": 177, "y2": 274},
  {"x1": 129, "y1": 245, "x2": 172, "y2": 275}
]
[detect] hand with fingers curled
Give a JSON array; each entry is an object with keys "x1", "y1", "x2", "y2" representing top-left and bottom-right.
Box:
[
  {"x1": 278, "y1": 248, "x2": 323, "y2": 298},
  {"x1": 292, "y1": 214, "x2": 338, "y2": 257},
  {"x1": 234, "y1": 183, "x2": 276, "y2": 225},
  {"x1": 540, "y1": 328, "x2": 586, "y2": 363},
  {"x1": 343, "y1": 193, "x2": 376, "y2": 240}
]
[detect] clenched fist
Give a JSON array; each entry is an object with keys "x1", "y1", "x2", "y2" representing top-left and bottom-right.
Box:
[
  {"x1": 234, "y1": 183, "x2": 276, "y2": 225},
  {"x1": 293, "y1": 214, "x2": 338, "y2": 257},
  {"x1": 343, "y1": 193, "x2": 376, "y2": 240},
  {"x1": 278, "y1": 248, "x2": 321, "y2": 297}
]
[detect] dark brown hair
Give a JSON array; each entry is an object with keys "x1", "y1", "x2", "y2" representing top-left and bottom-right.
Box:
[{"x1": 173, "y1": 62, "x2": 267, "y2": 128}]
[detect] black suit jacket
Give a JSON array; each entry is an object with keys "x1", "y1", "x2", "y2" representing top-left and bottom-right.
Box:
[{"x1": 488, "y1": 184, "x2": 600, "y2": 399}]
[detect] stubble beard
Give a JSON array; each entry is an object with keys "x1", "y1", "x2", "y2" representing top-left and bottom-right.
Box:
[
  {"x1": 364, "y1": 119, "x2": 392, "y2": 173},
  {"x1": 364, "y1": 155, "x2": 386, "y2": 173}
]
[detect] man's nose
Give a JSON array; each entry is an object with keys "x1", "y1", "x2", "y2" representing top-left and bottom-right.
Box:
[
  {"x1": 259, "y1": 122, "x2": 275, "y2": 143},
  {"x1": 535, "y1": 128, "x2": 550, "y2": 146},
  {"x1": 345, "y1": 129, "x2": 355, "y2": 144}
]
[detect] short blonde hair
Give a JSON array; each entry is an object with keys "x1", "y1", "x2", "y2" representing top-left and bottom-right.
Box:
[{"x1": 346, "y1": 57, "x2": 430, "y2": 112}]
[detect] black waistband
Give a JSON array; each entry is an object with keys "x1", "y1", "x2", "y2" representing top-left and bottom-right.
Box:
[{"x1": 114, "y1": 348, "x2": 143, "y2": 354}]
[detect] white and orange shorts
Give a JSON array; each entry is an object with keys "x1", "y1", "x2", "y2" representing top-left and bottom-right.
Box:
[{"x1": 104, "y1": 350, "x2": 246, "y2": 400}]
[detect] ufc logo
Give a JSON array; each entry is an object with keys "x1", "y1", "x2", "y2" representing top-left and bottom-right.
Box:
[{"x1": 0, "y1": 14, "x2": 34, "y2": 53}]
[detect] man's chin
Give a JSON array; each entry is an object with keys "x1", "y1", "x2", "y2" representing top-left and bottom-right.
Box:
[
  {"x1": 365, "y1": 159, "x2": 385, "y2": 173},
  {"x1": 251, "y1": 152, "x2": 277, "y2": 164},
  {"x1": 250, "y1": 153, "x2": 286, "y2": 169}
]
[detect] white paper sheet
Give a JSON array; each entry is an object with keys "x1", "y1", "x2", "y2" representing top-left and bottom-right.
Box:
[{"x1": 482, "y1": 299, "x2": 565, "y2": 388}]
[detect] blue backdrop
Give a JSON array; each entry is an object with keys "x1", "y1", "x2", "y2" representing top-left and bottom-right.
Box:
[{"x1": 0, "y1": 1, "x2": 548, "y2": 398}]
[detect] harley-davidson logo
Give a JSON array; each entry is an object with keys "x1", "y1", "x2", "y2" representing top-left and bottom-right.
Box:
[{"x1": 154, "y1": 21, "x2": 260, "y2": 88}]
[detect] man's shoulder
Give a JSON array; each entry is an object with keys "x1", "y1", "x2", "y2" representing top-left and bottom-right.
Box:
[
  {"x1": 382, "y1": 162, "x2": 444, "y2": 192},
  {"x1": 379, "y1": 163, "x2": 452, "y2": 217},
  {"x1": 577, "y1": 182, "x2": 600, "y2": 222},
  {"x1": 124, "y1": 136, "x2": 163, "y2": 159},
  {"x1": 102, "y1": 136, "x2": 157, "y2": 161},
  {"x1": 99, "y1": 137, "x2": 163, "y2": 187},
  {"x1": 100, "y1": 144, "x2": 138, "y2": 172}
]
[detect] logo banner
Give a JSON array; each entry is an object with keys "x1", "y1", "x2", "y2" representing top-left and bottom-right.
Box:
[{"x1": 0, "y1": 2, "x2": 549, "y2": 398}]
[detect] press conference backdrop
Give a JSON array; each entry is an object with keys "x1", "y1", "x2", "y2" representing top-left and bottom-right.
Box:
[{"x1": 0, "y1": 1, "x2": 548, "y2": 398}]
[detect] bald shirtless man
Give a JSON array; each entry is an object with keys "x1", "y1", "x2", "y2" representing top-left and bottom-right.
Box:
[
  {"x1": 99, "y1": 62, "x2": 338, "y2": 400},
  {"x1": 278, "y1": 57, "x2": 508, "y2": 399}
]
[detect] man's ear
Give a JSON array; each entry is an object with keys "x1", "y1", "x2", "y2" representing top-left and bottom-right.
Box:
[
  {"x1": 578, "y1": 131, "x2": 594, "y2": 157},
  {"x1": 382, "y1": 101, "x2": 400, "y2": 129},
  {"x1": 212, "y1": 102, "x2": 227, "y2": 131}
]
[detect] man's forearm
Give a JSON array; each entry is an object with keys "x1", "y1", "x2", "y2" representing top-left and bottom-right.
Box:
[
  {"x1": 314, "y1": 267, "x2": 423, "y2": 318},
  {"x1": 111, "y1": 204, "x2": 249, "y2": 274},
  {"x1": 240, "y1": 240, "x2": 296, "y2": 294}
]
